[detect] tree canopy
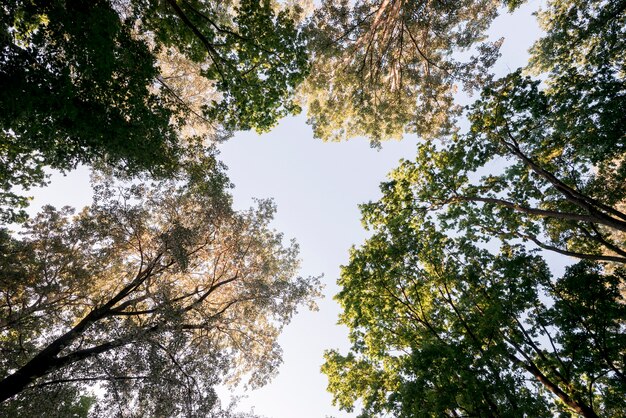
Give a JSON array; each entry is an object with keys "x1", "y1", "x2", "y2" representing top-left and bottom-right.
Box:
[
  {"x1": 0, "y1": 0, "x2": 308, "y2": 222},
  {"x1": 323, "y1": 0, "x2": 626, "y2": 416},
  {"x1": 0, "y1": 173, "x2": 320, "y2": 416},
  {"x1": 1, "y1": 0, "x2": 625, "y2": 416},
  {"x1": 301, "y1": 0, "x2": 517, "y2": 143},
  {"x1": 325, "y1": 221, "x2": 625, "y2": 417},
  {"x1": 376, "y1": 0, "x2": 626, "y2": 265}
]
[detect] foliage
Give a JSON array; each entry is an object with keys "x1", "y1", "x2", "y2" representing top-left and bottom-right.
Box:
[
  {"x1": 323, "y1": 0, "x2": 626, "y2": 416},
  {"x1": 377, "y1": 71, "x2": 626, "y2": 267},
  {"x1": 528, "y1": 0, "x2": 626, "y2": 165},
  {"x1": 355, "y1": 0, "x2": 626, "y2": 267},
  {"x1": 301, "y1": 0, "x2": 516, "y2": 144},
  {"x1": 324, "y1": 214, "x2": 626, "y2": 416},
  {"x1": 0, "y1": 384, "x2": 95, "y2": 418},
  {"x1": 0, "y1": 173, "x2": 320, "y2": 416},
  {"x1": 0, "y1": 0, "x2": 308, "y2": 222},
  {"x1": 136, "y1": 0, "x2": 309, "y2": 132},
  {"x1": 1, "y1": 0, "x2": 174, "y2": 222}
]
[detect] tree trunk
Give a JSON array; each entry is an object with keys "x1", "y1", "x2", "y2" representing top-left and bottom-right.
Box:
[{"x1": 0, "y1": 349, "x2": 61, "y2": 402}]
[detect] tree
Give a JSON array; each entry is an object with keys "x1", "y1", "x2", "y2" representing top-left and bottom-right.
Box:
[
  {"x1": 323, "y1": 0, "x2": 626, "y2": 416},
  {"x1": 374, "y1": 73, "x2": 625, "y2": 266},
  {"x1": 380, "y1": 2, "x2": 625, "y2": 264},
  {"x1": 0, "y1": 174, "x2": 320, "y2": 416},
  {"x1": 528, "y1": 0, "x2": 625, "y2": 153},
  {"x1": 301, "y1": 0, "x2": 517, "y2": 144},
  {"x1": 138, "y1": 0, "x2": 310, "y2": 132},
  {"x1": 0, "y1": 0, "x2": 309, "y2": 222},
  {"x1": 340, "y1": 0, "x2": 626, "y2": 265},
  {"x1": 324, "y1": 219, "x2": 625, "y2": 417}
]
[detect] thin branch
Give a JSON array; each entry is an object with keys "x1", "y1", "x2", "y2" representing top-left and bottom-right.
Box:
[
  {"x1": 520, "y1": 231, "x2": 626, "y2": 264},
  {"x1": 33, "y1": 375, "x2": 148, "y2": 388},
  {"x1": 500, "y1": 125, "x2": 626, "y2": 227},
  {"x1": 452, "y1": 194, "x2": 609, "y2": 225},
  {"x1": 165, "y1": 0, "x2": 229, "y2": 83}
]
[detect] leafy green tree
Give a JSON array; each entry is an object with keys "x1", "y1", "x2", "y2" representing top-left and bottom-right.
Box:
[
  {"x1": 324, "y1": 215, "x2": 625, "y2": 417},
  {"x1": 358, "y1": 0, "x2": 626, "y2": 265},
  {"x1": 139, "y1": 0, "x2": 310, "y2": 132},
  {"x1": 528, "y1": 0, "x2": 625, "y2": 164},
  {"x1": 323, "y1": 0, "x2": 626, "y2": 416},
  {"x1": 0, "y1": 0, "x2": 308, "y2": 222},
  {"x1": 377, "y1": 74, "x2": 625, "y2": 267},
  {"x1": 0, "y1": 173, "x2": 320, "y2": 415},
  {"x1": 0, "y1": 383, "x2": 95, "y2": 418},
  {"x1": 301, "y1": 0, "x2": 518, "y2": 143}
]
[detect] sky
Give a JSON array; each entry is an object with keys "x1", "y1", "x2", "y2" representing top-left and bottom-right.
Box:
[{"x1": 25, "y1": 2, "x2": 545, "y2": 417}]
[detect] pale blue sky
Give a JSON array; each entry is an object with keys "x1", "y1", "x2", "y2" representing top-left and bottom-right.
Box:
[
  {"x1": 25, "y1": 2, "x2": 545, "y2": 417},
  {"x1": 219, "y1": 3, "x2": 544, "y2": 417}
]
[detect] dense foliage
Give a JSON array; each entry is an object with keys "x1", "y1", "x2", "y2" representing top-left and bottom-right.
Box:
[
  {"x1": 323, "y1": 0, "x2": 626, "y2": 416},
  {"x1": 325, "y1": 229, "x2": 625, "y2": 417},
  {"x1": 302, "y1": 0, "x2": 516, "y2": 143},
  {"x1": 0, "y1": 0, "x2": 308, "y2": 222},
  {"x1": 1, "y1": 0, "x2": 624, "y2": 416},
  {"x1": 0, "y1": 171, "x2": 320, "y2": 416}
]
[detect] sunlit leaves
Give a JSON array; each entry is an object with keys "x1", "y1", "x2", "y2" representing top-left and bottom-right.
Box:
[
  {"x1": 325, "y1": 207, "x2": 625, "y2": 416},
  {"x1": 0, "y1": 0, "x2": 309, "y2": 221},
  {"x1": 302, "y1": 0, "x2": 509, "y2": 143},
  {"x1": 0, "y1": 176, "x2": 320, "y2": 415},
  {"x1": 324, "y1": 1, "x2": 626, "y2": 416},
  {"x1": 138, "y1": 0, "x2": 309, "y2": 133}
]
